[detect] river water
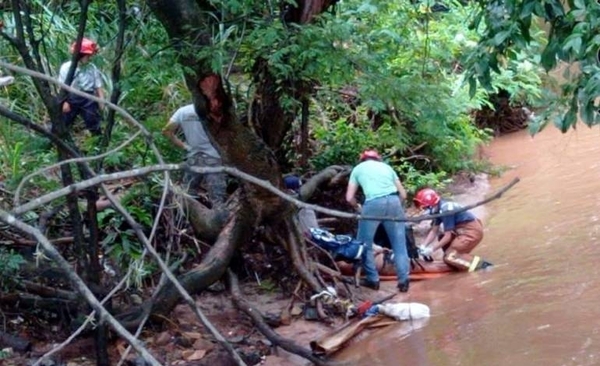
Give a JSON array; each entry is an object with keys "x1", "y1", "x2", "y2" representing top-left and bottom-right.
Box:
[{"x1": 332, "y1": 125, "x2": 600, "y2": 365}]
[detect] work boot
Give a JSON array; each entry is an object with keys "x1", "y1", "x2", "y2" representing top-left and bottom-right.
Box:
[
  {"x1": 359, "y1": 279, "x2": 380, "y2": 291},
  {"x1": 397, "y1": 279, "x2": 410, "y2": 293}
]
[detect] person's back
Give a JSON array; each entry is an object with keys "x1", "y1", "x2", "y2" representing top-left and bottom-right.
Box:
[
  {"x1": 171, "y1": 104, "x2": 220, "y2": 159},
  {"x1": 349, "y1": 160, "x2": 398, "y2": 201},
  {"x1": 434, "y1": 200, "x2": 477, "y2": 231},
  {"x1": 163, "y1": 104, "x2": 226, "y2": 204},
  {"x1": 346, "y1": 149, "x2": 410, "y2": 292}
]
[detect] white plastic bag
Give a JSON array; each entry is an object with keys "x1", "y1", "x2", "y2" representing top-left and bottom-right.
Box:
[
  {"x1": 0, "y1": 76, "x2": 15, "y2": 87},
  {"x1": 377, "y1": 302, "x2": 430, "y2": 321}
]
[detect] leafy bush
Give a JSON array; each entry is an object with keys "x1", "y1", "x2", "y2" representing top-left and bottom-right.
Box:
[
  {"x1": 98, "y1": 184, "x2": 157, "y2": 288},
  {"x1": 0, "y1": 247, "x2": 25, "y2": 291},
  {"x1": 392, "y1": 160, "x2": 451, "y2": 195},
  {"x1": 310, "y1": 109, "x2": 405, "y2": 170}
]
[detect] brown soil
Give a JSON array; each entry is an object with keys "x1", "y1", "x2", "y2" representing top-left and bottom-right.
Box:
[{"x1": 1, "y1": 282, "x2": 343, "y2": 366}]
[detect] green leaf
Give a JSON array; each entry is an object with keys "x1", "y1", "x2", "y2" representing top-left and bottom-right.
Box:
[
  {"x1": 562, "y1": 35, "x2": 582, "y2": 55},
  {"x1": 493, "y1": 30, "x2": 511, "y2": 46},
  {"x1": 519, "y1": 1, "x2": 536, "y2": 19},
  {"x1": 564, "y1": 109, "x2": 577, "y2": 130},
  {"x1": 469, "y1": 11, "x2": 484, "y2": 30},
  {"x1": 468, "y1": 76, "x2": 477, "y2": 99},
  {"x1": 581, "y1": 102, "x2": 595, "y2": 126}
]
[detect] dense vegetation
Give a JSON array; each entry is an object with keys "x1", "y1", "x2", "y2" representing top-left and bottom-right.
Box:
[{"x1": 0, "y1": 0, "x2": 596, "y2": 365}]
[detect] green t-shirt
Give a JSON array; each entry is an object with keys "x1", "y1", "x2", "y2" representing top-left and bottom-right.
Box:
[{"x1": 349, "y1": 160, "x2": 399, "y2": 201}]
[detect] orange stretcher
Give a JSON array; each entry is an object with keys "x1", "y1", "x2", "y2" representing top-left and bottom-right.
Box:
[{"x1": 335, "y1": 252, "x2": 456, "y2": 281}]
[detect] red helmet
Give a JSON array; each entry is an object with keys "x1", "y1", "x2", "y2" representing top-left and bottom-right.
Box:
[
  {"x1": 413, "y1": 188, "x2": 440, "y2": 208},
  {"x1": 359, "y1": 149, "x2": 382, "y2": 162},
  {"x1": 70, "y1": 38, "x2": 98, "y2": 55}
]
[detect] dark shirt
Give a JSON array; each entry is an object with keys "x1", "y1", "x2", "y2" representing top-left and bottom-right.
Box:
[{"x1": 431, "y1": 199, "x2": 476, "y2": 231}]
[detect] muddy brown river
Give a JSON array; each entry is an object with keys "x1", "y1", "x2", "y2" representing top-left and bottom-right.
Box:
[{"x1": 331, "y1": 125, "x2": 600, "y2": 365}]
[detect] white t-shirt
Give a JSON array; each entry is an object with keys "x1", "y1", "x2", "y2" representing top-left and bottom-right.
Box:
[
  {"x1": 58, "y1": 61, "x2": 103, "y2": 93},
  {"x1": 170, "y1": 104, "x2": 220, "y2": 159}
]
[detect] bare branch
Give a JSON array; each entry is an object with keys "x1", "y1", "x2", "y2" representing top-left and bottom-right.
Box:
[
  {"x1": 34, "y1": 249, "x2": 147, "y2": 365},
  {"x1": 14, "y1": 130, "x2": 142, "y2": 205},
  {"x1": 0, "y1": 210, "x2": 162, "y2": 366},
  {"x1": 12, "y1": 165, "x2": 520, "y2": 224}
]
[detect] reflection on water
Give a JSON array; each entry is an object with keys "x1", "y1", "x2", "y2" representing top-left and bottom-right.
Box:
[{"x1": 333, "y1": 126, "x2": 600, "y2": 365}]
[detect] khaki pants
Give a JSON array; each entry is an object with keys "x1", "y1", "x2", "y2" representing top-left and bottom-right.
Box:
[{"x1": 443, "y1": 219, "x2": 485, "y2": 271}]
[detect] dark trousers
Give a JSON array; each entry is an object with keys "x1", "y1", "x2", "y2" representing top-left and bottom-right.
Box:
[
  {"x1": 183, "y1": 152, "x2": 227, "y2": 204},
  {"x1": 63, "y1": 93, "x2": 101, "y2": 135}
]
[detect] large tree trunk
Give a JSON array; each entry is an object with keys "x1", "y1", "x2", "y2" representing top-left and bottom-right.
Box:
[
  {"x1": 141, "y1": 0, "x2": 341, "y2": 319},
  {"x1": 146, "y1": 0, "x2": 286, "y2": 222}
]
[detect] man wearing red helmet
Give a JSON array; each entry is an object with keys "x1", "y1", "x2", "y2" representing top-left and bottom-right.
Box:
[
  {"x1": 58, "y1": 37, "x2": 104, "y2": 136},
  {"x1": 346, "y1": 149, "x2": 410, "y2": 292},
  {"x1": 414, "y1": 188, "x2": 491, "y2": 271}
]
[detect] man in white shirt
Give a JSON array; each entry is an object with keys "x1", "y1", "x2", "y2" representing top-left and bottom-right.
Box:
[
  {"x1": 162, "y1": 104, "x2": 226, "y2": 205},
  {"x1": 58, "y1": 38, "x2": 104, "y2": 135}
]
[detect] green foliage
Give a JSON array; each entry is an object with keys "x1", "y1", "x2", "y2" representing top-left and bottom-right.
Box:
[
  {"x1": 301, "y1": 0, "x2": 501, "y2": 175},
  {"x1": 392, "y1": 159, "x2": 451, "y2": 194},
  {"x1": 98, "y1": 184, "x2": 157, "y2": 288},
  {"x1": 0, "y1": 247, "x2": 25, "y2": 291},
  {"x1": 310, "y1": 109, "x2": 405, "y2": 170},
  {"x1": 0, "y1": 0, "x2": 560, "y2": 244},
  {"x1": 0, "y1": 113, "x2": 59, "y2": 191},
  {"x1": 257, "y1": 278, "x2": 278, "y2": 293},
  {"x1": 467, "y1": 0, "x2": 600, "y2": 132},
  {"x1": 1, "y1": 0, "x2": 544, "y2": 186}
]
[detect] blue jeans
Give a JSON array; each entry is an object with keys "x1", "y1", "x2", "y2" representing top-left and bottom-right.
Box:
[{"x1": 357, "y1": 195, "x2": 409, "y2": 283}]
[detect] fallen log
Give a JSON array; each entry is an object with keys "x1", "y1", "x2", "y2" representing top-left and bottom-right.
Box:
[{"x1": 310, "y1": 315, "x2": 396, "y2": 356}]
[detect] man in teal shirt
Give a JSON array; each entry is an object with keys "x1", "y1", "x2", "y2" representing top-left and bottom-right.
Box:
[{"x1": 346, "y1": 150, "x2": 410, "y2": 292}]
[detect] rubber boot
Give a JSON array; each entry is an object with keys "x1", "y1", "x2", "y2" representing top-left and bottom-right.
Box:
[{"x1": 444, "y1": 250, "x2": 490, "y2": 272}]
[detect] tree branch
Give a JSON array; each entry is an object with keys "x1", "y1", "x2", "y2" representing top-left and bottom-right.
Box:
[
  {"x1": 12, "y1": 164, "x2": 520, "y2": 224},
  {"x1": 227, "y1": 269, "x2": 333, "y2": 366},
  {"x1": 0, "y1": 209, "x2": 162, "y2": 366}
]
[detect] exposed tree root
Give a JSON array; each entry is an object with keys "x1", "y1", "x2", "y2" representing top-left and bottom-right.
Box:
[
  {"x1": 227, "y1": 269, "x2": 335, "y2": 366},
  {"x1": 299, "y1": 165, "x2": 350, "y2": 202},
  {"x1": 149, "y1": 203, "x2": 252, "y2": 317},
  {"x1": 279, "y1": 216, "x2": 323, "y2": 293},
  {"x1": 176, "y1": 192, "x2": 229, "y2": 242}
]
